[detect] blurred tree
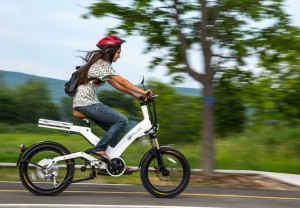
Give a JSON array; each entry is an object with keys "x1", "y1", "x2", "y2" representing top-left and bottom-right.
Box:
[
  {"x1": 60, "y1": 96, "x2": 75, "y2": 121},
  {"x1": 279, "y1": 73, "x2": 300, "y2": 125},
  {"x1": 0, "y1": 87, "x2": 18, "y2": 124},
  {"x1": 15, "y1": 80, "x2": 60, "y2": 123},
  {"x1": 84, "y1": 0, "x2": 300, "y2": 174},
  {"x1": 242, "y1": 70, "x2": 300, "y2": 127},
  {"x1": 214, "y1": 69, "x2": 253, "y2": 136},
  {"x1": 147, "y1": 80, "x2": 201, "y2": 144},
  {"x1": 98, "y1": 90, "x2": 139, "y2": 119},
  {"x1": 0, "y1": 72, "x2": 5, "y2": 88}
]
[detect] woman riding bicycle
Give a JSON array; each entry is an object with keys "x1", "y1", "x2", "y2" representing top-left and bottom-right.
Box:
[{"x1": 73, "y1": 35, "x2": 152, "y2": 163}]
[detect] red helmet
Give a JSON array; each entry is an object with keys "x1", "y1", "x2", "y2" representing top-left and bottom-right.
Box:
[{"x1": 96, "y1": 35, "x2": 126, "y2": 49}]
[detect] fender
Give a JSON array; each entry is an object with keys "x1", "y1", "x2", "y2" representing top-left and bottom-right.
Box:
[
  {"x1": 17, "y1": 141, "x2": 71, "y2": 166},
  {"x1": 138, "y1": 146, "x2": 180, "y2": 169}
]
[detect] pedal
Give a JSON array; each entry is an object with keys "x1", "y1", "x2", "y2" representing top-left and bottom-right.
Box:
[
  {"x1": 123, "y1": 168, "x2": 138, "y2": 175},
  {"x1": 85, "y1": 149, "x2": 114, "y2": 167}
]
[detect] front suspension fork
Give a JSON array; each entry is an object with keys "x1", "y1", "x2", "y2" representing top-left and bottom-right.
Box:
[{"x1": 150, "y1": 134, "x2": 169, "y2": 176}]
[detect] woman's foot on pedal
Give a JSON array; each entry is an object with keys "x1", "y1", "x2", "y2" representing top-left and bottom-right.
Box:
[
  {"x1": 85, "y1": 148, "x2": 111, "y2": 164},
  {"x1": 124, "y1": 167, "x2": 137, "y2": 175},
  {"x1": 97, "y1": 151, "x2": 111, "y2": 163}
]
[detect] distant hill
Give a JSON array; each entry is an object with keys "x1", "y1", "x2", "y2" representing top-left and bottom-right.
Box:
[{"x1": 0, "y1": 70, "x2": 200, "y2": 104}]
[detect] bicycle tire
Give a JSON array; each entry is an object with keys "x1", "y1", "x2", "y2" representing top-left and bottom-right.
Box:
[
  {"x1": 140, "y1": 147, "x2": 191, "y2": 198},
  {"x1": 19, "y1": 142, "x2": 75, "y2": 196}
]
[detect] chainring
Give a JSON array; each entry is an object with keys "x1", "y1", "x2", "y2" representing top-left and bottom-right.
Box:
[{"x1": 107, "y1": 158, "x2": 126, "y2": 177}]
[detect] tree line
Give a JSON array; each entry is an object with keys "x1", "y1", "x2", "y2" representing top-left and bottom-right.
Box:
[{"x1": 1, "y1": 70, "x2": 300, "y2": 144}]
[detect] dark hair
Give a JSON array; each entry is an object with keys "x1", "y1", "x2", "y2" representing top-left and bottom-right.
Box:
[{"x1": 79, "y1": 46, "x2": 120, "y2": 84}]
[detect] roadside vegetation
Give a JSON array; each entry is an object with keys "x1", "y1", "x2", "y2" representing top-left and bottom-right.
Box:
[
  {"x1": 1, "y1": 124, "x2": 299, "y2": 174},
  {"x1": 0, "y1": 75, "x2": 300, "y2": 181}
]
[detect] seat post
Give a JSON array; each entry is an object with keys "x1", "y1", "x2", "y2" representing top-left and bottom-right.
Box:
[
  {"x1": 73, "y1": 110, "x2": 90, "y2": 127},
  {"x1": 82, "y1": 118, "x2": 90, "y2": 127}
]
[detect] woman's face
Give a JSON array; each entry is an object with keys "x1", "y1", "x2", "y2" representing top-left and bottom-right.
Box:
[{"x1": 112, "y1": 48, "x2": 121, "y2": 62}]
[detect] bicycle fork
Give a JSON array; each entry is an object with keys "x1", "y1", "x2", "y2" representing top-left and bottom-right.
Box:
[{"x1": 149, "y1": 134, "x2": 170, "y2": 176}]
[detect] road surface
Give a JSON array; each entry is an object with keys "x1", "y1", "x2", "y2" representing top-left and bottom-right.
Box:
[{"x1": 0, "y1": 182, "x2": 299, "y2": 208}]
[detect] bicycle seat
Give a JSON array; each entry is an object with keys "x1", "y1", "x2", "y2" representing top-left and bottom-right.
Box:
[{"x1": 72, "y1": 110, "x2": 87, "y2": 118}]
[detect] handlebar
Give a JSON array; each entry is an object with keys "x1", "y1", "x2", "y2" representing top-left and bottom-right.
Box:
[{"x1": 138, "y1": 95, "x2": 158, "y2": 104}]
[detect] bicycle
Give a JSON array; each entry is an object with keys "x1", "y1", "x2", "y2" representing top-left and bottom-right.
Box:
[{"x1": 17, "y1": 77, "x2": 191, "y2": 198}]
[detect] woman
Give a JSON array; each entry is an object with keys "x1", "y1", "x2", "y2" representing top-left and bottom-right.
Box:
[{"x1": 73, "y1": 35, "x2": 152, "y2": 163}]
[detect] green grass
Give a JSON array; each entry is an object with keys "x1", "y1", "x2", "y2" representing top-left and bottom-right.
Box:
[
  {"x1": 0, "y1": 133, "x2": 199, "y2": 167},
  {"x1": 1, "y1": 125, "x2": 300, "y2": 176},
  {"x1": 216, "y1": 126, "x2": 300, "y2": 174}
]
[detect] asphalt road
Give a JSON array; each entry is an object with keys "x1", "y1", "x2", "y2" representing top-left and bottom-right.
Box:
[{"x1": 0, "y1": 182, "x2": 299, "y2": 208}]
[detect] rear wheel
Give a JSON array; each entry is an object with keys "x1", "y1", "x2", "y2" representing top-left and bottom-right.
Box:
[
  {"x1": 140, "y1": 147, "x2": 191, "y2": 198},
  {"x1": 19, "y1": 143, "x2": 75, "y2": 195}
]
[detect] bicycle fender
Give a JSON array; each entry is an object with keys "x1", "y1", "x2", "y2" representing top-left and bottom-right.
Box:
[{"x1": 17, "y1": 141, "x2": 69, "y2": 166}]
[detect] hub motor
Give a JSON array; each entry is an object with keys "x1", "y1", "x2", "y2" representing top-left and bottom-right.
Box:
[{"x1": 35, "y1": 159, "x2": 58, "y2": 180}]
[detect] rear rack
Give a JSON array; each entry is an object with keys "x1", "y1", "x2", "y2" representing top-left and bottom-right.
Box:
[{"x1": 38, "y1": 119, "x2": 73, "y2": 131}]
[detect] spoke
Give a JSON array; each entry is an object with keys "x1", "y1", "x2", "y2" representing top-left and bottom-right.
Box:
[{"x1": 25, "y1": 160, "x2": 45, "y2": 169}]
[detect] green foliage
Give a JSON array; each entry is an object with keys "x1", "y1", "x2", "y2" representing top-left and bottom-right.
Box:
[
  {"x1": 14, "y1": 80, "x2": 61, "y2": 123},
  {"x1": 0, "y1": 77, "x2": 204, "y2": 144},
  {"x1": 214, "y1": 69, "x2": 250, "y2": 136},
  {"x1": 241, "y1": 70, "x2": 300, "y2": 127},
  {"x1": 147, "y1": 80, "x2": 201, "y2": 144},
  {"x1": 0, "y1": 80, "x2": 61, "y2": 124},
  {"x1": 0, "y1": 88, "x2": 18, "y2": 124},
  {"x1": 84, "y1": 0, "x2": 300, "y2": 78},
  {"x1": 98, "y1": 90, "x2": 139, "y2": 119}
]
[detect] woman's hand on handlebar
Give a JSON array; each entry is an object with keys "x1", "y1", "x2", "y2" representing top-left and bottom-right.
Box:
[
  {"x1": 137, "y1": 89, "x2": 153, "y2": 101},
  {"x1": 145, "y1": 89, "x2": 152, "y2": 99}
]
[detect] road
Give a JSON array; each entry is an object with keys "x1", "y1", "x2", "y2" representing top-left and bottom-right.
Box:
[{"x1": 0, "y1": 182, "x2": 299, "y2": 208}]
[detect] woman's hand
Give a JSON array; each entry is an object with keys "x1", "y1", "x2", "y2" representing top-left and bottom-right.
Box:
[
  {"x1": 145, "y1": 89, "x2": 152, "y2": 99},
  {"x1": 134, "y1": 90, "x2": 152, "y2": 101}
]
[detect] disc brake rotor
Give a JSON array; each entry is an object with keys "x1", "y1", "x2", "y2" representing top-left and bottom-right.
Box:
[{"x1": 36, "y1": 159, "x2": 59, "y2": 180}]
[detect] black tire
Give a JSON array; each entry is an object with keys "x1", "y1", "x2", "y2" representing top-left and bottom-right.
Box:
[
  {"x1": 19, "y1": 142, "x2": 75, "y2": 196},
  {"x1": 140, "y1": 147, "x2": 191, "y2": 198}
]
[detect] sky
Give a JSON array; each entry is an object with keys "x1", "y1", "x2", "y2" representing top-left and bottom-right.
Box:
[{"x1": 0, "y1": 0, "x2": 300, "y2": 89}]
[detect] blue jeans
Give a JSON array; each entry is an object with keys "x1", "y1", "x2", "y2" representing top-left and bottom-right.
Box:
[{"x1": 75, "y1": 103, "x2": 128, "y2": 151}]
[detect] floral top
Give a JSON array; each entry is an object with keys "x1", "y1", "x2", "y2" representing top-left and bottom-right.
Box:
[{"x1": 73, "y1": 59, "x2": 117, "y2": 107}]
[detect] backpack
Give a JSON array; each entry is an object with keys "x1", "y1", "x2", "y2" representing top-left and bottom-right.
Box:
[{"x1": 64, "y1": 66, "x2": 98, "y2": 97}]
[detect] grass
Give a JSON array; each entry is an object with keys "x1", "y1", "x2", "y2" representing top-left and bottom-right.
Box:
[
  {"x1": 216, "y1": 126, "x2": 300, "y2": 173},
  {"x1": 1, "y1": 124, "x2": 300, "y2": 184}
]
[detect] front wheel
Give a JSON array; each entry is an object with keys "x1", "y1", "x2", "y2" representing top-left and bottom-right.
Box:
[
  {"x1": 140, "y1": 147, "x2": 191, "y2": 198},
  {"x1": 19, "y1": 142, "x2": 75, "y2": 196}
]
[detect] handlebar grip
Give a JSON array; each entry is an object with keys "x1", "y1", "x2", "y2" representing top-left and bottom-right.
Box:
[
  {"x1": 138, "y1": 95, "x2": 157, "y2": 102},
  {"x1": 139, "y1": 96, "x2": 146, "y2": 101}
]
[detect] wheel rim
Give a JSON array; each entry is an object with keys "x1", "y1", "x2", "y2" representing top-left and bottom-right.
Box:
[{"x1": 145, "y1": 152, "x2": 187, "y2": 193}]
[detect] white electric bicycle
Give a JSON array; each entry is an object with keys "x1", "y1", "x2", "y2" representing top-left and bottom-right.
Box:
[{"x1": 17, "y1": 77, "x2": 191, "y2": 198}]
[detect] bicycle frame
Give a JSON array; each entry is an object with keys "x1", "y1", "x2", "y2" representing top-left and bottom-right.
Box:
[{"x1": 38, "y1": 101, "x2": 155, "y2": 169}]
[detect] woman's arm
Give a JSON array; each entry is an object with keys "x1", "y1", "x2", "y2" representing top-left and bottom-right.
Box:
[
  {"x1": 110, "y1": 75, "x2": 151, "y2": 97},
  {"x1": 108, "y1": 79, "x2": 140, "y2": 99}
]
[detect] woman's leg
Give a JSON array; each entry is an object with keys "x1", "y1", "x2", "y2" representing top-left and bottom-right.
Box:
[{"x1": 76, "y1": 103, "x2": 128, "y2": 151}]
